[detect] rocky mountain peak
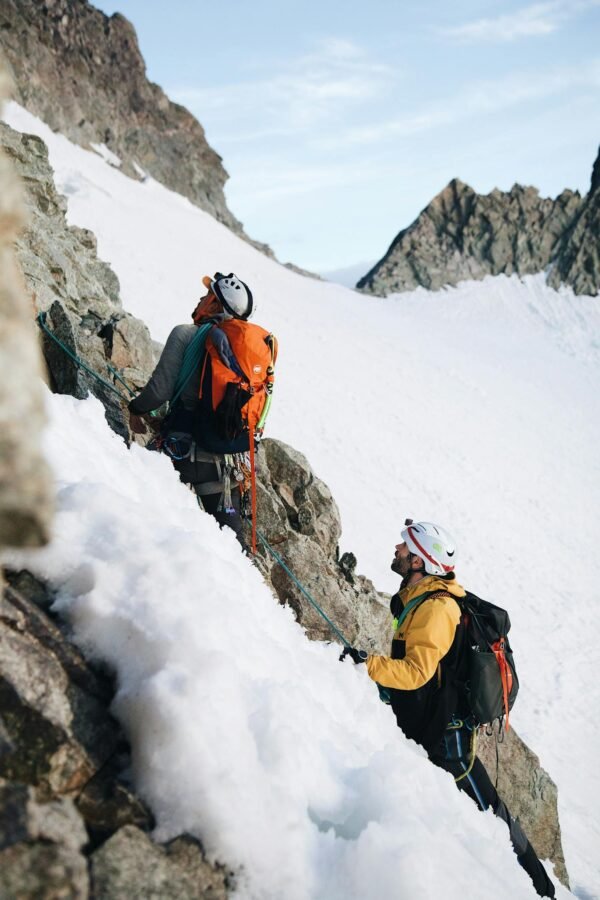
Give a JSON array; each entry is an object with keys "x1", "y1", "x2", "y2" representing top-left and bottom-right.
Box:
[
  {"x1": 590, "y1": 145, "x2": 600, "y2": 194},
  {"x1": 358, "y1": 150, "x2": 598, "y2": 297},
  {"x1": 0, "y1": 0, "x2": 273, "y2": 256}
]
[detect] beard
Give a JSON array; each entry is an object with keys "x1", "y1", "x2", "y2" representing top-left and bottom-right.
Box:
[{"x1": 391, "y1": 554, "x2": 410, "y2": 577}]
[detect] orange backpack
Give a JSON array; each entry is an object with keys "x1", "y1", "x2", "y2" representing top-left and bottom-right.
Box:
[
  {"x1": 202, "y1": 319, "x2": 277, "y2": 440},
  {"x1": 197, "y1": 319, "x2": 277, "y2": 552}
]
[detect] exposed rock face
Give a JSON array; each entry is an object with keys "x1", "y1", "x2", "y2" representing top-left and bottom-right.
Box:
[
  {"x1": 0, "y1": 584, "x2": 119, "y2": 798},
  {"x1": 255, "y1": 438, "x2": 391, "y2": 652},
  {"x1": 0, "y1": 119, "x2": 156, "y2": 441},
  {"x1": 90, "y1": 826, "x2": 229, "y2": 899},
  {"x1": 0, "y1": 0, "x2": 243, "y2": 236},
  {"x1": 478, "y1": 727, "x2": 569, "y2": 887},
  {"x1": 0, "y1": 576, "x2": 230, "y2": 898},
  {"x1": 358, "y1": 178, "x2": 584, "y2": 295},
  {"x1": 0, "y1": 68, "x2": 53, "y2": 550},
  {"x1": 0, "y1": 779, "x2": 89, "y2": 899},
  {"x1": 548, "y1": 146, "x2": 600, "y2": 296}
]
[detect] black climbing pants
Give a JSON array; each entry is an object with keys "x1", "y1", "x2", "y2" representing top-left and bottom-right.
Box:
[{"x1": 430, "y1": 726, "x2": 555, "y2": 898}]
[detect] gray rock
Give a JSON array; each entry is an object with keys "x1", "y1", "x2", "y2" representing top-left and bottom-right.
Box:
[
  {"x1": 478, "y1": 727, "x2": 569, "y2": 887},
  {"x1": 358, "y1": 178, "x2": 584, "y2": 295},
  {"x1": 5, "y1": 568, "x2": 55, "y2": 611},
  {"x1": 0, "y1": 120, "x2": 157, "y2": 443},
  {"x1": 254, "y1": 438, "x2": 390, "y2": 652},
  {"x1": 0, "y1": 842, "x2": 89, "y2": 899},
  {"x1": 0, "y1": 778, "x2": 89, "y2": 899},
  {"x1": 89, "y1": 825, "x2": 228, "y2": 900},
  {"x1": 77, "y1": 758, "x2": 154, "y2": 837},
  {"x1": 0, "y1": 71, "x2": 53, "y2": 549},
  {"x1": 0, "y1": 0, "x2": 273, "y2": 257},
  {"x1": 548, "y1": 145, "x2": 600, "y2": 296},
  {"x1": 0, "y1": 584, "x2": 120, "y2": 799}
]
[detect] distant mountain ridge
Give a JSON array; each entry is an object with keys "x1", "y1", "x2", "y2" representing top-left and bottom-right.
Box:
[
  {"x1": 358, "y1": 148, "x2": 600, "y2": 297},
  {"x1": 0, "y1": 0, "x2": 274, "y2": 256}
]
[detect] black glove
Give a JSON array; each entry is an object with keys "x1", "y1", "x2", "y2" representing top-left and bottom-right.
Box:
[{"x1": 339, "y1": 646, "x2": 368, "y2": 664}]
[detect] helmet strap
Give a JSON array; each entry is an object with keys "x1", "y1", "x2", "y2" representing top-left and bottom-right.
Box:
[{"x1": 401, "y1": 553, "x2": 425, "y2": 588}]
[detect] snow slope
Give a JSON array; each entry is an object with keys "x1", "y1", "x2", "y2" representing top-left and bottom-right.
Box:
[
  {"x1": 4, "y1": 391, "x2": 558, "y2": 900},
  {"x1": 4, "y1": 102, "x2": 600, "y2": 897}
]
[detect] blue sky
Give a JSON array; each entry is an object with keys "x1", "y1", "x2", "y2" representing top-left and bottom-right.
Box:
[{"x1": 95, "y1": 0, "x2": 600, "y2": 273}]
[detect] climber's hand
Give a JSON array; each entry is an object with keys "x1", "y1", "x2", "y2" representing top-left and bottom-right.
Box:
[
  {"x1": 129, "y1": 412, "x2": 148, "y2": 435},
  {"x1": 339, "y1": 646, "x2": 368, "y2": 665}
]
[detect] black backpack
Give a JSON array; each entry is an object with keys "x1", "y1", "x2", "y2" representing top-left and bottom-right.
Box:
[
  {"x1": 379, "y1": 589, "x2": 519, "y2": 731},
  {"x1": 456, "y1": 591, "x2": 519, "y2": 730}
]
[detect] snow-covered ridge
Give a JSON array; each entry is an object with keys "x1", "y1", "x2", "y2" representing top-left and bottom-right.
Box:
[{"x1": 2, "y1": 102, "x2": 599, "y2": 897}]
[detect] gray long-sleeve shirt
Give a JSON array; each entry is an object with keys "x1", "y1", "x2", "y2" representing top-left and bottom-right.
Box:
[{"x1": 129, "y1": 324, "x2": 200, "y2": 414}]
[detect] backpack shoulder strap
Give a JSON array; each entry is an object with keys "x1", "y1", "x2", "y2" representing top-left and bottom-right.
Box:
[
  {"x1": 394, "y1": 590, "x2": 434, "y2": 630},
  {"x1": 394, "y1": 588, "x2": 460, "y2": 631}
]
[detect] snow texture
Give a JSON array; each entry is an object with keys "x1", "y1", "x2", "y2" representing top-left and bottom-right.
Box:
[{"x1": 3, "y1": 102, "x2": 599, "y2": 898}]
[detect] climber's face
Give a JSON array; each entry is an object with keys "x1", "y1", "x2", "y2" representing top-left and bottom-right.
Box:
[{"x1": 191, "y1": 291, "x2": 220, "y2": 323}]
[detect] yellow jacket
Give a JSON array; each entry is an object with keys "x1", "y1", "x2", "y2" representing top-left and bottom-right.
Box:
[{"x1": 366, "y1": 575, "x2": 465, "y2": 691}]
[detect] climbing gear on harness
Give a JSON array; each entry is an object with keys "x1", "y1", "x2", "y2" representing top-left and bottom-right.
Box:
[
  {"x1": 161, "y1": 432, "x2": 194, "y2": 461},
  {"x1": 446, "y1": 718, "x2": 479, "y2": 783}
]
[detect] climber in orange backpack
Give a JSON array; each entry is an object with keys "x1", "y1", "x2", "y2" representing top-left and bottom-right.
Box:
[{"x1": 128, "y1": 272, "x2": 277, "y2": 551}]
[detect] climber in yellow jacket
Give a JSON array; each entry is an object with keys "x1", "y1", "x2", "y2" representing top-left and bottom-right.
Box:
[{"x1": 340, "y1": 520, "x2": 555, "y2": 898}]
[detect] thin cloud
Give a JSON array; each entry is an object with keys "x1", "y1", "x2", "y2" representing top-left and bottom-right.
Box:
[
  {"x1": 170, "y1": 38, "x2": 395, "y2": 142},
  {"x1": 321, "y1": 59, "x2": 600, "y2": 148},
  {"x1": 441, "y1": 0, "x2": 600, "y2": 43}
]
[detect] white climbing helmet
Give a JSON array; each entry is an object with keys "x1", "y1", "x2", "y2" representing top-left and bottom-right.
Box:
[
  {"x1": 401, "y1": 521, "x2": 457, "y2": 576},
  {"x1": 211, "y1": 272, "x2": 253, "y2": 320}
]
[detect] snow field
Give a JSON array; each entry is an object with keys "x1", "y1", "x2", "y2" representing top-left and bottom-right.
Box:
[
  {"x1": 4, "y1": 392, "x2": 553, "y2": 899},
  {"x1": 3, "y1": 102, "x2": 599, "y2": 896}
]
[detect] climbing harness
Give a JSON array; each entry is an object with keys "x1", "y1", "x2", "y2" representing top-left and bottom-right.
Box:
[{"x1": 446, "y1": 718, "x2": 479, "y2": 784}]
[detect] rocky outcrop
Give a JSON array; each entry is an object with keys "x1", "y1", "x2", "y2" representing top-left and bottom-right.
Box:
[
  {"x1": 0, "y1": 575, "x2": 231, "y2": 899},
  {"x1": 0, "y1": 0, "x2": 250, "y2": 241},
  {"x1": 358, "y1": 149, "x2": 600, "y2": 297},
  {"x1": 478, "y1": 727, "x2": 568, "y2": 887},
  {"x1": 255, "y1": 438, "x2": 390, "y2": 652},
  {"x1": 0, "y1": 68, "x2": 53, "y2": 551},
  {"x1": 358, "y1": 178, "x2": 583, "y2": 295},
  {"x1": 548, "y1": 145, "x2": 600, "y2": 296},
  {"x1": 90, "y1": 826, "x2": 229, "y2": 899},
  {"x1": 0, "y1": 778, "x2": 89, "y2": 899},
  {"x1": 0, "y1": 119, "x2": 156, "y2": 441}
]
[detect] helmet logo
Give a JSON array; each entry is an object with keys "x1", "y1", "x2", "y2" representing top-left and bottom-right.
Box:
[
  {"x1": 253, "y1": 364, "x2": 262, "y2": 374},
  {"x1": 433, "y1": 542, "x2": 443, "y2": 553}
]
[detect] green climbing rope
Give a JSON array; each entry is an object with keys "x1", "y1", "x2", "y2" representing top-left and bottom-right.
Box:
[
  {"x1": 37, "y1": 311, "x2": 129, "y2": 401},
  {"x1": 256, "y1": 528, "x2": 351, "y2": 646},
  {"x1": 106, "y1": 362, "x2": 136, "y2": 398}
]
